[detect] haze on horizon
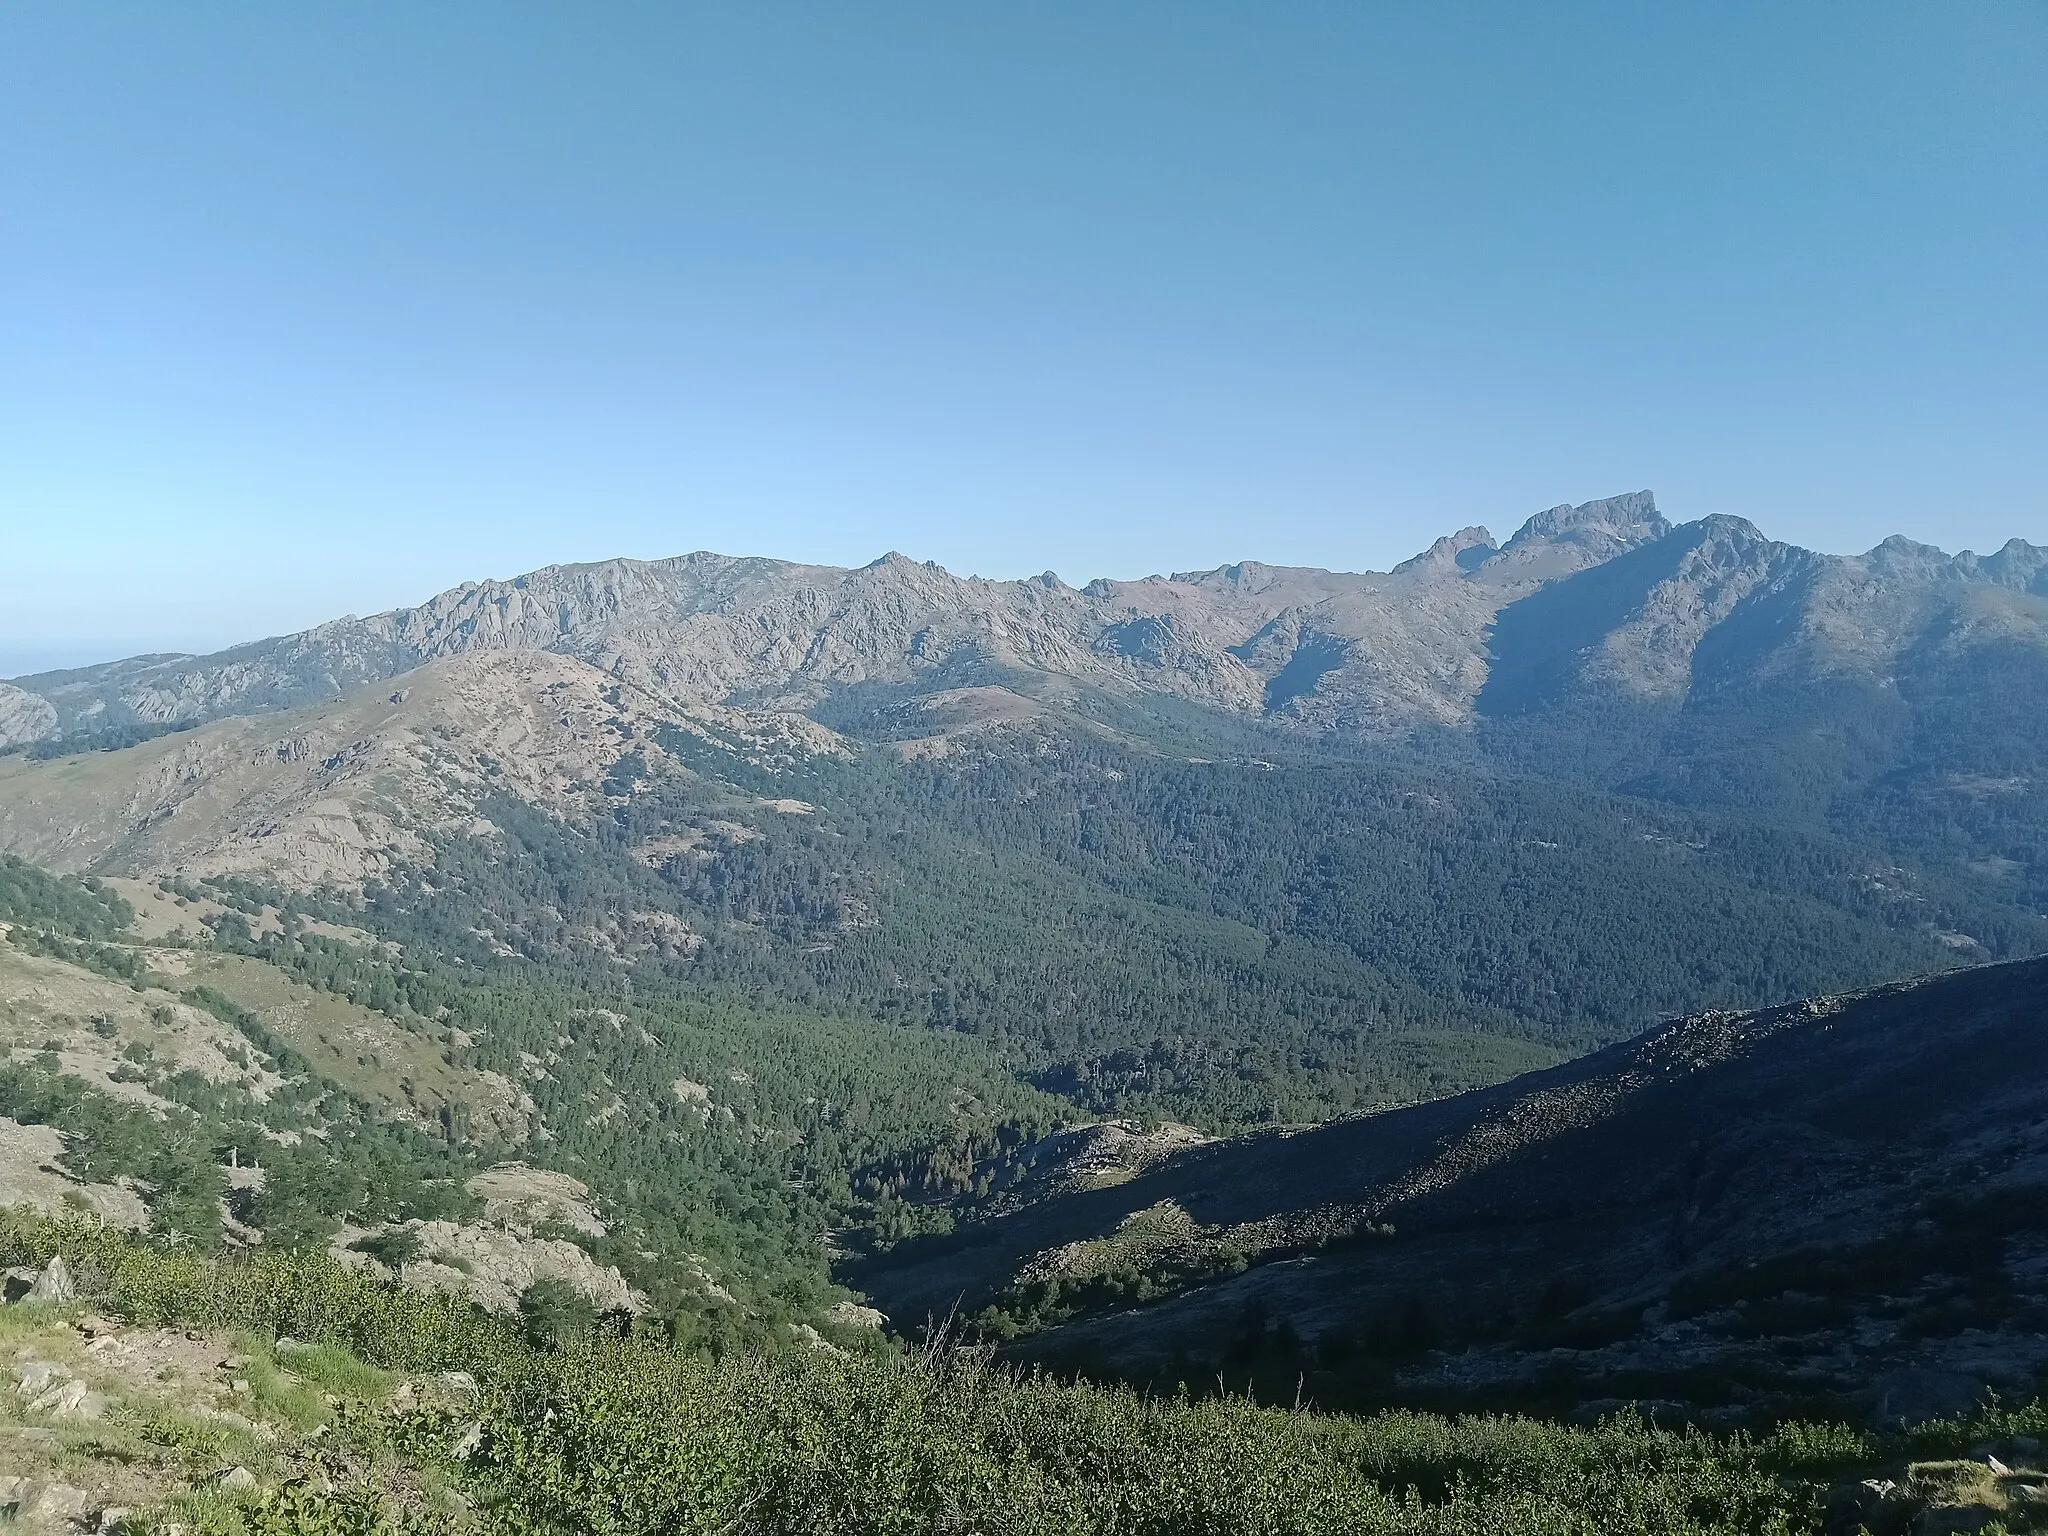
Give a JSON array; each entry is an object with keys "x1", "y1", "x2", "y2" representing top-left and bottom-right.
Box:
[{"x1": 2, "y1": 3, "x2": 2043, "y2": 678}]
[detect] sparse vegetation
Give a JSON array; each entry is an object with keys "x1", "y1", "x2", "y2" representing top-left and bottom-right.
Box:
[
  {"x1": 23, "y1": 1210, "x2": 2041, "y2": 1535},
  {"x1": 0, "y1": 853, "x2": 134, "y2": 935}
]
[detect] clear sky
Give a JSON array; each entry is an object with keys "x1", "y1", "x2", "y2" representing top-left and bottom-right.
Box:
[{"x1": 2, "y1": 3, "x2": 2044, "y2": 676}]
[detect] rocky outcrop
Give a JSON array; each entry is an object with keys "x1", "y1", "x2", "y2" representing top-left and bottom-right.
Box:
[
  {"x1": 0, "y1": 1121, "x2": 152, "y2": 1231},
  {"x1": 336, "y1": 1163, "x2": 644, "y2": 1316},
  {"x1": 0, "y1": 684, "x2": 56, "y2": 746},
  {"x1": 465, "y1": 1163, "x2": 608, "y2": 1239},
  {"x1": 396, "y1": 1219, "x2": 642, "y2": 1316}
]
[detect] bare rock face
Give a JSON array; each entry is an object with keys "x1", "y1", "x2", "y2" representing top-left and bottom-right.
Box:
[
  {"x1": 466, "y1": 1163, "x2": 607, "y2": 1238},
  {"x1": 1498, "y1": 489, "x2": 1670, "y2": 562},
  {"x1": 1391, "y1": 526, "x2": 1496, "y2": 577},
  {"x1": 0, "y1": 1120, "x2": 151, "y2": 1231},
  {"x1": 392, "y1": 1221, "x2": 642, "y2": 1316},
  {"x1": 0, "y1": 683, "x2": 57, "y2": 747}
]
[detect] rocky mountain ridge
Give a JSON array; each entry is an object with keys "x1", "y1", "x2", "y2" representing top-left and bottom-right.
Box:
[{"x1": 8, "y1": 491, "x2": 2045, "y2": 752}]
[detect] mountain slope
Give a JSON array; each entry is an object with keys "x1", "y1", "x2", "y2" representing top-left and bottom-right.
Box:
[
  {"x1": 3, "y1": 493, "x2": 2046, "y2": 1430},
  {"x1": 858, "y1": 955, "x2": 2048, "y2": 1422},
  {"x1": 0, "y1": 850, "x2": 1072, "y2": 1337},
  {"x1": 9, "y1": 493, "x2": 2046, "y2": 937},
  {"x1": 7, "y1": 666, "x2": 2028, "y2": 1126},
  {"x1": 0, "y1": 499, "x2": 1628, "y2": 748},
  {"x1": 0, "y1": 650, "x2": 835, "y2": 887}
]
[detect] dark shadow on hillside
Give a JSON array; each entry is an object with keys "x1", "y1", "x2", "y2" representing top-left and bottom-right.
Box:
[{"x1": 1476, "y1": 529, "x2": 1704, "y2": 718}]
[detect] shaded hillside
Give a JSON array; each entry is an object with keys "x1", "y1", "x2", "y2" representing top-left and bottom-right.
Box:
[
  {"x1": 857, "y1": 956, "x2": 2048, "y2": 1424},
  {"x1": 1471, "y1": 517, "x2": 2048, "y2": 916}
]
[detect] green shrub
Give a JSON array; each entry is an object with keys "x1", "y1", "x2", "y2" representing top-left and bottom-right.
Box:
[{"x1": 0, "y1": 1210, "x2": 1896, "y2": 1536}]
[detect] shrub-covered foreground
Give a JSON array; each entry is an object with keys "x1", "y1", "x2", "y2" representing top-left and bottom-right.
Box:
[{"x1": 5, "y1": 1213, "x2": 2023, "y2": 1536}]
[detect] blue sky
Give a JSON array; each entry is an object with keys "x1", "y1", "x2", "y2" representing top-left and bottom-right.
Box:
[{"x1": 2, "y1": 3, "x2": 2043, "y2": 675}]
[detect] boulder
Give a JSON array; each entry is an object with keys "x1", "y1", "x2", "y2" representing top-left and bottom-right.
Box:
[
  {"x1": 4, "y1": 1255, "x2": 78, "y2": 1304},
  {"x1": 16, "y1": 1358, "x2": 71, "y2": 1395},
  {"x1": 1825, "y1": 1478, "x2": 1911, "y2": 1536},
  {"x1": 33, "y1": 1255, "x2": 75, "y2": 1301},
  {"x1": 29, "y1": 1376, "x2": 100, "y2": 1419},
  {"x1": 1911, "y1": 1506, "x2": 1995, "y2": 1535},
  {"x1": 24, "y1": 1481, "x2": 90, "y2": 1522}
]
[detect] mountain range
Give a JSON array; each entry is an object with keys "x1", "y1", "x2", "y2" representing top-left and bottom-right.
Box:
[{"x1": 6, "y1": 493, "x2": 2048, "y2": 757}]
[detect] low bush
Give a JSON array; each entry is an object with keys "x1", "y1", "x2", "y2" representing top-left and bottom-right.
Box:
[{"x1": 0, "y1": 1212, "x2": 1968, "y2": 1535}]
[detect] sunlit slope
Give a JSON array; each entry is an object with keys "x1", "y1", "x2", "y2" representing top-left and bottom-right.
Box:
[{"x1": 0, "y1": 650, "x2": 835, "y2": 888}]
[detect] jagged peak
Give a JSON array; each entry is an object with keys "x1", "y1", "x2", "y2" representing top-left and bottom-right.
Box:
[
  {"x1": 1860, "y1": 534, "x2": 1957, "y2": 581},
  {"x1": 1164, "y1": 560, "x2": 1359, "y2": 594},
  {"x1": 1170, "y1": 560, "x2": 1272, "y2": 588},
  {"x1": 1871, "y1": 533, "x2": 2048, "y2": 592},
  {"x1": 1393, "y1": 526, "x2": 1497, "y2": 576},
  {"x1": 11, "y1": 493, "x2": 2046, "y2": 758},
  {"x1": 1692, "y1": 513, "x2": 1768, "y2": 543},
  {"x1": 1503, "y1": 490, "x2": 1667, "y2": 552},
  {"x1": 1867, "y1": 533, "x2": 1950, "y2": 560},
  {"x1": 1963, "y1": 538, "x2": 2048, "y2": 593}
]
